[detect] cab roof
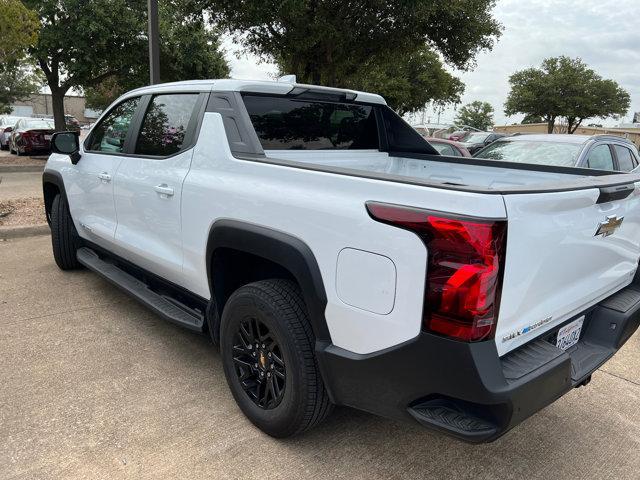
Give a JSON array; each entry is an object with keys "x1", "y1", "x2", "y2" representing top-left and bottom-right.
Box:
[{"x1": 125, "y1": 79, "x2": 387, "y2": 105}]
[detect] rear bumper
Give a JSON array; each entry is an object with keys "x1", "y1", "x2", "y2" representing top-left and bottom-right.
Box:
[{"x1": 318, "y1": 284, "x2": 640, "y2": 443}]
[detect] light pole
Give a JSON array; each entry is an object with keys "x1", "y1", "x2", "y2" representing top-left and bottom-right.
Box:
[{"x1": 148, "y1": 0, "x2": 160, "y2": 85}]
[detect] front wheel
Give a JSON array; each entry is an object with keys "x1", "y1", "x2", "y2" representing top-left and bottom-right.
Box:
[
  {"x1": 220, "y1": 279, "x2": 333, "y2": 437},
  {"x1": 50, "y1": 194, "x2": 82, "y2": 270}
]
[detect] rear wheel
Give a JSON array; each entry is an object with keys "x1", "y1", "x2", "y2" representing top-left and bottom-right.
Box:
[
  {"x1": 50, "y1": 194, "x2": 82, "y2": 270},
  {"x1": 220, "y1": 279, "x2": 332, "y2": 437}
]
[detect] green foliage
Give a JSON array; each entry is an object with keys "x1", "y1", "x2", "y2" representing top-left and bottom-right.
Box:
[
  {"x1": 505, "y1": 56, "x2": 630, "y2": 133},
  {"x1": 87, "y1": 1, "x2": 229, "y2": 111},
  {"x1": 204, "y1": 0, "x2": 501, "y2": 112},
  {"x1": 455, "y1": 101, "x2": 494, "y2": 131},
  {"x1": 521, "y1": 113, "x2": 543, "y2": 124},
  {"x1": 0, "y1": 62, "x2": 43, "y2": 114},
  {"x1": 347, "y1": 46, "x2": 464, "y2": 115},
  {"x1": 24, "y1": 0, "x2": 229, "y2": 128},
  {"x1": 0, "y1": 0, "x2": 39, "y2": 64}
]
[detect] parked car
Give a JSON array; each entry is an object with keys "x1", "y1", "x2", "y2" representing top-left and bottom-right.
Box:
[
  {"x1": 426, "y1": 137, "x2": 471, "y2": 157},
  {"x1": 448, "y1": 130, "x2": 474, "y2": 141},
  {"x1": 32, "y1": 113, "x2": 81, "y2": 132},
  {"x1": 458, "y1": 131, "x2": 506, "y2": 154},
  {"x1": 0, "y1": 116, "x2": 25, "y2": 150},
  {"x1": 44, "y1": 79, "x2": 640, "y2": 443},
  {"x1": 474, "y1": 134, "x2": 640, "y2": 172},
  {"x1": 8, "y1": 118, "x2": 55, "y2": 155}
]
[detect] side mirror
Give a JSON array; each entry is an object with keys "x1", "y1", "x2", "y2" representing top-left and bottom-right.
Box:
[{"x1": 51, "y1": 131, "x2": 81, "y2": 164}]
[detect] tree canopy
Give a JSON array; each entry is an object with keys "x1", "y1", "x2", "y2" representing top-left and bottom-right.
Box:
[
  {"x1": 0, "y1": 1, "x2": 41, "y2": 113},
  {"x1": 455, "y1": 101, "x2": 494, "y2": 131},
  {"x1": 504, "y1": 56, "x2": 630, "y2": 133},
  {"x1": 0, "y1": 0, "x2": 39, "y2": 65},
  {"x1": 24, "y1": 0, "x2": 229, "y2": 129},
  {"x1": 203, "y1": 0, "x2": 502, "y2": 113},
  {"x1": 86, "y1": 1, "x2": 230, "y2": 110}
]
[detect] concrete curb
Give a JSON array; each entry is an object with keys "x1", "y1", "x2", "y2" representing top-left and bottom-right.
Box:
[
  {"x1": 0, "y1": 224, "x2": 50, "y2": 239},
  {"x1": 0, "y1": 164, "x2": 45, "y2": 173}
]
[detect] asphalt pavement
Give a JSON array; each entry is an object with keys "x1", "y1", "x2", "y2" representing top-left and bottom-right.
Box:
[{"x1": 1, "y1": 235, "x2": 639, "y2": 480}]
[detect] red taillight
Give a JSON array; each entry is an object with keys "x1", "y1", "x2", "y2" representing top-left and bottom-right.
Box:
[{"x1": 366, "y1": 202, "x2": 507, "y2": 342}]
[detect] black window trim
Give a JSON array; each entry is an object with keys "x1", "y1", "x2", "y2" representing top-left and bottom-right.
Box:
[{"x1": 83, "y1": 91, "x2": 209, "y2": 160}]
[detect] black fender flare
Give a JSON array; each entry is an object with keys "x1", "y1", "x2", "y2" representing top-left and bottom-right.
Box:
[
  {"x1": 42, "y1": 170, "x2": 69, "y2": 225},
  {"x1": 205, "y1": 219, "x2": 331, "y2": 345}
]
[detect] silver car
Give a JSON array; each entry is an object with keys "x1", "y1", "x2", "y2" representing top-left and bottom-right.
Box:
[
  {"x1": 0, "y1": 116, "x2": 27, "y2": 150},
  {"x1": 474, "y1": 134, "x2": 640, "y2": 172}
]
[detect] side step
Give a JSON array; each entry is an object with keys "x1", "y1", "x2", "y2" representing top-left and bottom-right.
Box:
[{"x1": 77, "y1": 247, "x2": 205, "y2": 331}]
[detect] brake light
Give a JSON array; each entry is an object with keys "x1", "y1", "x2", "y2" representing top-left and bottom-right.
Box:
[{"x1": 366, "y1": 202, "x2": 507, "y2": 342}]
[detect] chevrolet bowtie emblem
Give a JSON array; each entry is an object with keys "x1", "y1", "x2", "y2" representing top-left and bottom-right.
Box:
[{"x1": 595, "y1": 215, "x2": 624, "y2": 238}]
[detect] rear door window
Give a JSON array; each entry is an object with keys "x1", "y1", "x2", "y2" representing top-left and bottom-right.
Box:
[
  {"x1": 242, "y1": 95, "x2": 379, "y2": 150},
  {"x1": 586, "y1": 144, "x2": 615, "y2": 171},
  {"x1": 135, "y1": 93, "x2": 200, "y2": 156},
  {"x1": 613, "y1": 145, "x2": 637, "y2": 171}
]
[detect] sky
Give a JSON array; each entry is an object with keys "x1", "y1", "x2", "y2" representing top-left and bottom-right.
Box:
[{"x1": 221, "y1": 0, "x2": 640, "y2": 127}]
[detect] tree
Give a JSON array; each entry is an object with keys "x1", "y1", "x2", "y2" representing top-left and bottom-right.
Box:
[
  {"x1": 345, "y1": 46, "x2": 464, "y2": 115},
  {"x1": 455, "y1": 101, "x2": 494, "y2": 131},
  {"x1": 86, "y1": 2, "x2": 229, "y2": 111},
  {"x1": 24, "y1": 0, "x2": 146, "y2": 130},
  {"x1": 204, "y1": 0, "x2": 501, "y2": 113},
  {"x1": 0, "y1": 63, "x2": 42, "y2": 114},
  {"x1": 25, "y1": 0, "x2": 229, "y2": 130},
  {"x1": 0, "y1": 1, "x2": 40, "y2": 113},
  {"x1": 505, "y1": 56, "x2": 630, "y2": 134},
  {"x1": 0, "y1": 0, "x2": 39, "y2": 65}
]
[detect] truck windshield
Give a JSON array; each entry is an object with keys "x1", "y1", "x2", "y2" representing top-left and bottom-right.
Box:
[
  {"x1": 243, "y1": 95, "x2": 379, "y2": 150},
  {"x1": 475, "y1": 140, "x2": 582, "y2": 167}
]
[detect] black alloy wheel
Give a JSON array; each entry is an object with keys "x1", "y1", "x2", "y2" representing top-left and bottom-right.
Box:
[{"x1": 232, "y1": 316, "x2": 286, "y2": 409}]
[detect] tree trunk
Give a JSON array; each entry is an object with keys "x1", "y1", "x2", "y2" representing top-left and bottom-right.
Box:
[
  {"x1": 547, "y1": 117, "x2": 555, "y2": 133},
  {"x1": 50, "y1": 88, "x2": 67, "y2": 132}
]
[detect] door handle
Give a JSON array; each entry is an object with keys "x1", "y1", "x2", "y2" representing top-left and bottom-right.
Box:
[
  {"x1": 154, "y1": 184, "x2": 175, "y2": 197},
  {"x1": 98, "y1": 172, "x2": 111, "y2": 182}
]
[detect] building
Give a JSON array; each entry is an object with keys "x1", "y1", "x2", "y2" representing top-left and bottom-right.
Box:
[
  {"x1": 9, "y1": 93, "x2": 101, "y2": 124},
  {"x1": 493, "y1": 122, "x2": 640, "y2": 148}
]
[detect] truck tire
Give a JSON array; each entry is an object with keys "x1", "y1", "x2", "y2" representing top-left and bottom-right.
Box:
[
  {"x1": 50, "y1": 194, "x2": 82, "y2": 270},
  {"x1": 220, "y1": 279, "x2": 333, "y2": 437}
]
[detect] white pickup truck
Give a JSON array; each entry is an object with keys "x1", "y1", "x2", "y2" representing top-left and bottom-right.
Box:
[{"x1": 43, "y1": 79, "x2": 640, "y2": 442}]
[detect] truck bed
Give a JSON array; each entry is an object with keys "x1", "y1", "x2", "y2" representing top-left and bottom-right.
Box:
[{"x1": 262, "y1": 149, "x2": 640, "y2": 194}]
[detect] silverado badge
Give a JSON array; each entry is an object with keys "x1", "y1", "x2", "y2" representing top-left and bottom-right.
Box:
[{"x1": 595, "y1": 215, "x2": 624, "y2": 238}]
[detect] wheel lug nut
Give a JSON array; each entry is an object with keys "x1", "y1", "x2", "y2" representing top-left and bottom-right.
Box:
[
  {"x1": 261, "y1": 343, "x2": 265, "y2": 348},
  {"x1": 254, "y1": 363, "x2": 258, "y2": 368},
  {"x1": 252, "y1": 352, "x2": 256, "y2": 357},
  {"x1": 268, "y1": 352, "x2": 272, "y2": 358},
  {"x1": 267, "y1": 372, "x2": 271, "y2": 378},
  {"x1": 270, "y1": 364, "x2": 274, "y2": 370}
]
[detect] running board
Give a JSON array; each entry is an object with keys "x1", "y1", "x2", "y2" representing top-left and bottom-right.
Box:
[{"x1": 77, "y1": 247, "x2": 205, "y2": 332}]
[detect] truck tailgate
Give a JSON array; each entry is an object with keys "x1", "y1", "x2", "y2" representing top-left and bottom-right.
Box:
[{"x1": 496, "y1": 182, "x2": 640, "y2": 355}]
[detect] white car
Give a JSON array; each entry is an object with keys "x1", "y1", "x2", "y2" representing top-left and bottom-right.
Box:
[
  {"x1": 0, "y1": 115, "x2": 25, "y2": 150},
  {"x1": 43, "y1": 79, "x2": 640, "y2": 442}
]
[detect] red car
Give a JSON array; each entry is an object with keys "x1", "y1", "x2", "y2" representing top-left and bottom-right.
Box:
[
  {"x1": 8, "y1": 118, "x2": 55, "y2": 155},
  {"x1": 426, "y1": 137, "x2": 472, "y2": 157}
]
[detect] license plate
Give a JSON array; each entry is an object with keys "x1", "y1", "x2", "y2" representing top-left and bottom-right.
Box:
[
  {"x1": 44, "y1": 135, "x2": 52, "y2": 140},
  {"x1": 556, "y1": 316, "x2": 584, "y2": 351}
]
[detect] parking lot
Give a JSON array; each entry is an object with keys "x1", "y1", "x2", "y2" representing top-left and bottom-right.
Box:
[{"x1": 0, "y1": 234, "x2": 638, "y2": 479}]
